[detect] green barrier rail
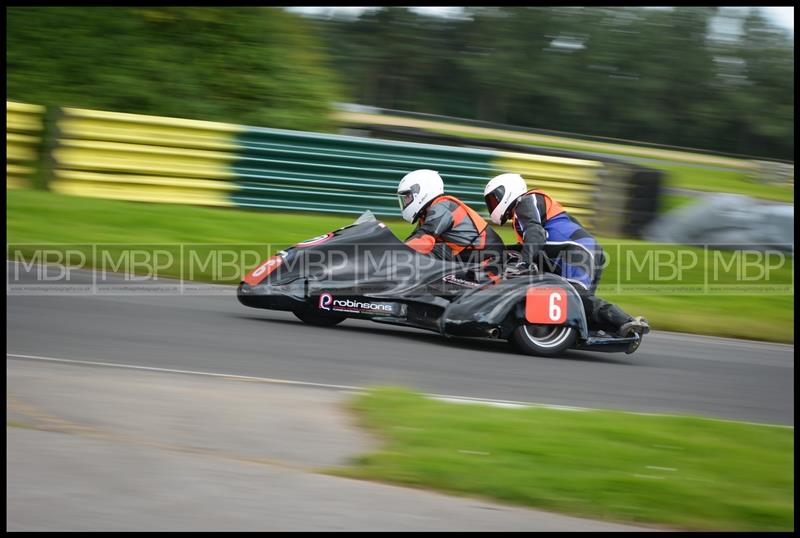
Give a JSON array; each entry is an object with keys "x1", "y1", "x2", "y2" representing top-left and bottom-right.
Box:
[
  {"x1": 45, "y1": 106, "x2": 603, "y2": 226},
  {"x1": 232, "y1": 127, "x2": 599, "y2": 220},
  {"x1": 6, "y1": 101, "x2": 46, "y2": 189}
]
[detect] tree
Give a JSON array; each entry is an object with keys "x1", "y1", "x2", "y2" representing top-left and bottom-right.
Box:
[
  {"x1": 6, "y1": 7, "x2": 344, "y2": 131},
  {"x1": 313, "y1": 6, "x2": 794, "y2": 159}
]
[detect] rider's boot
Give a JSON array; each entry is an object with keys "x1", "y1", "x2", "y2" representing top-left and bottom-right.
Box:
[
  {"x1": 618, "y1": 316, "x2": 650, "y2": 337},
  {"x1": 593, "y1": 303, "x2": 633, "y2": 333},
  {"x1": 618, "y1": 316, "x2": 650, "y2": 354}
]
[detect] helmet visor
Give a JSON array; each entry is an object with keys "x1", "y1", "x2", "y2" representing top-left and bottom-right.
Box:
[
  {"x1": 484, "y1": 185, "x2": 505, "y2": 214},
  {"x1": 397, "y1": 191, "x2": 415, "y2": 210},
  {"x1": 397, "y1": 183, "x2": 420, "y2": 211}
]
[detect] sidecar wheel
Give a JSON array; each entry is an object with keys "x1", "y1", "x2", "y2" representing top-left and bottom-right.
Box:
[
  {"x1": 511, "y1": 324, "x2": 576, "y2": 357},
  {"x1": 292, "y1": 310, "x2": 346, "y2": 327}
]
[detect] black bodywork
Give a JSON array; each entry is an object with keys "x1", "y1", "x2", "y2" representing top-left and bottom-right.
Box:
[{"x1": 237, "y1": 214, "x2": 640, "y2": 354}]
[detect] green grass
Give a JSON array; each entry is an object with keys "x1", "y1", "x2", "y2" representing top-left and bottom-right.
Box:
[
  {"x1": 658, "y1": 194, "x2": 697, "y2": 214},
  {"x1": 606, "y1": 293, "x2": 793, "y2": 343},
  {"x1": 6, "y1": 189, "x2": 382, "y2": 247},
  {"x1": 596, "y1": 239, "x2": 793, "y2": 343},
  {"x1": 331, "y1": 388, "x2": 794, "y2": 531},
  {"x1": 7, "y1": 189, "x2": 407, "y2": 285},
  {"x1": 651, "y1": 164, "x2": 794, "y2": 203},
  {"x1": 7, "y1": 189, "x2": 793, "y2": 342}
]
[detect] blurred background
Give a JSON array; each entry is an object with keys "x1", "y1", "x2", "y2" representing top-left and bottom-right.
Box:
[
  {"x1": 6, "y1": 6, "x2": 794, "y2": 532},
  {"x1": 7, "y1": 6, "x2": 795, "y2": 158}
]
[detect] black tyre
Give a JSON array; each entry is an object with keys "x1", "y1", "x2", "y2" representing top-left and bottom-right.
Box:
[
  {"x1": 510, "y1": 324, "x2": 577, "y2": 357},
  {"x1": 292, "y1": 310, "x2": 346, "y2": 327}
]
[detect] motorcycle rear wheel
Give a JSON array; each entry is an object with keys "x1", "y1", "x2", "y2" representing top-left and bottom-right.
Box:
[{"x1": 511, "y1": 324, "x2": 576, "y2": 357}]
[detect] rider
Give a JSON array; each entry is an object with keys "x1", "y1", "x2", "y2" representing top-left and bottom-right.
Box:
[
  {"x1": 397, "y1": 169, "x2": 505, "y2": 265},
  {"x1": 483, "y1": 173, "x2": 649, "y2": 338}
]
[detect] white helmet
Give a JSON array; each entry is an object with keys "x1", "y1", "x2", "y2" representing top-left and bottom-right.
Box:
[
  {"x1": 483, "y1": 173, "x2": 528, "y2": 225},
  {"x1": 396, "y1": 169, "x2": 444, "y2": 223}
]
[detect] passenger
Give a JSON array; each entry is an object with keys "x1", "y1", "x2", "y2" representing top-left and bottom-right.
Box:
[{"x1": 483, "y1": 173, "x2": 649, "y2": 339}]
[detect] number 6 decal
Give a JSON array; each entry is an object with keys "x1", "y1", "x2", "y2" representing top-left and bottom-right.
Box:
[{"x1": 525, "y1": 288, "x2": 568, "y2": 324}]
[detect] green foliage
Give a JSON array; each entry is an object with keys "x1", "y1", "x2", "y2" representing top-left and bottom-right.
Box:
[
  {"x1": 337, "y1": 388, "x2": 794, "y2": 531},
  {"x1": 7, "y1": 7, "x2": 791, "y2": 157},
  {"x1": 316, "y1": 7, "x2": 794, "y2": 160},
  {"x1": 6, "y1": 7, "x2": 344, "y2": 131}
]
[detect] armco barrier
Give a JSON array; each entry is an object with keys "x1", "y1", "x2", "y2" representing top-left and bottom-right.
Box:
[
  {"x1": 6, "y1": 101, "x2": 46, "y2": 189},
  {"x1": 47, "y1": 106, "x2": 603, "y2": 227}
]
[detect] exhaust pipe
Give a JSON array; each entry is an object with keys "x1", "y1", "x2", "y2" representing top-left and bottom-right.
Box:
[{"x1": 488, "y1": 328, "x2": 501, "y2": 339}]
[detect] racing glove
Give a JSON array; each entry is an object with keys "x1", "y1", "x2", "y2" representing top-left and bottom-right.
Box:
[{"x1": 504, "y1": 261, "x2": 537, "y2": 278}]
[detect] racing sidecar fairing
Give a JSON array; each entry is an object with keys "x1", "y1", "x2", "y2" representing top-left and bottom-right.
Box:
[{"x1": 237, "y1": 212, "x2": 641, "y2": 356}]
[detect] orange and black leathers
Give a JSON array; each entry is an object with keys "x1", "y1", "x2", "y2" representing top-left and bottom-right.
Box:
[
  {"x1": 511, "y1": 190, "x2": 633, "y2": 332},
  {"x1": 405, "y1": 195, "x2": 505, "y2": 263}
]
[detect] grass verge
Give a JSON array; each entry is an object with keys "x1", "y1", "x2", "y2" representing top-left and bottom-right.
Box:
[
  {"x1": 7, "y1": 189, "x2": 793, "y2": 343},
  {"x1": 651, "y1": 164, "x2": 794, "y2": 203},
  {"x1": 658, "y1": 194, "x2": 697, "y2": 214},
  {"x1": 330, "y1": 387, "x2": 794, "y2": 531}
]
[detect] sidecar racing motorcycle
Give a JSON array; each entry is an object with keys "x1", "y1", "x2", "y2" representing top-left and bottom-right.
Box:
[{"x1": 237, "y1": 212, "x2": 643, "y2": 357}]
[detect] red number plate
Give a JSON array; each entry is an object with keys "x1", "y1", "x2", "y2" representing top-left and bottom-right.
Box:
[{"x1": 525, "y1": 288, "x2": 568, "y2": 324}]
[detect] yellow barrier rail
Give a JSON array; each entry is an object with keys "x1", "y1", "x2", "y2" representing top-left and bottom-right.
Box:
[
  {"x1": 49, "y1": 108, "x2": 240, "y2": 207},
  {"x1": 6, "y1": 101, "x2": 45, "y2": 189}
]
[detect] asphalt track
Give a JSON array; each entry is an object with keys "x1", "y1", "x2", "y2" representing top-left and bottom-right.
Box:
[{"x1": 7, "y1": 263, "x2": 794, "y2": 425}]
